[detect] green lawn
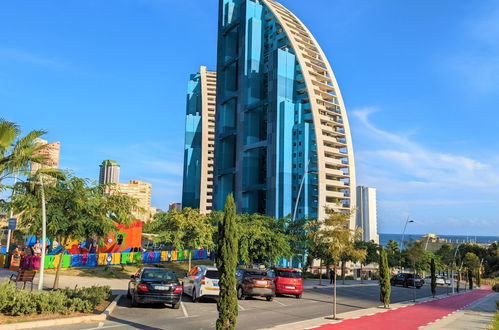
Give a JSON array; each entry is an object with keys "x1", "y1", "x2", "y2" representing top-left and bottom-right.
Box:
[
  {"x1": 490, "y1": 309, "x2": 499, "y2": 330},
  {"x1": 45, "y1": 259, "x2": 215, "y2": 279}
]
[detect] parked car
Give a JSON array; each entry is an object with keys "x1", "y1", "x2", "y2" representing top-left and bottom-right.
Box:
[
  {"x1": 273, "y1": 267, "x2": 303, "y2": 299},
  {"x1": 128, "y1": 267, "x2": 182, "y2": 308},
  {"x1": 182, "y1": 265, "x2": 220, "y2": 302},
  {"x1": 390, "y1": 273, "x2": 424, "y2": 288},
  {"x1": 236, "y1": 269, "x2": 275, "y2": 301},
  {"x1": 423, "y1": 276, "x2": 446, "y2": 285}
]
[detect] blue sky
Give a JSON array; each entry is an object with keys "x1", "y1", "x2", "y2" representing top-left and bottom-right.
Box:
[{"x1": 1, "y1": 0, "x2": 498, "y2": 236}]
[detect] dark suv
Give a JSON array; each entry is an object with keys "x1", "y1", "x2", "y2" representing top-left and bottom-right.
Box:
[
  {"x1": 236, "y1": 269, "x2": 275, "y2": 301},
  {"x1": 390, "y1": 273, "x2": 424, "y2": 289}
]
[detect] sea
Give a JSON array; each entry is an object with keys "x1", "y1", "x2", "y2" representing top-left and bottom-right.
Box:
[{"x1": 379, "y1": 233, "x2": 499, "y2": 247}]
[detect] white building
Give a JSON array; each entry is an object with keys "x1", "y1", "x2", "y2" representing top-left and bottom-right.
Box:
[{"x1": 356, "y1": 186, "x2": 379, "y2": 243}]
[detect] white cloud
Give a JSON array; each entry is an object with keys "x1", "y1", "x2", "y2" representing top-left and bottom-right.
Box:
[{"x1": 0, "y1": 48, "x2": 71, "y2": 70}]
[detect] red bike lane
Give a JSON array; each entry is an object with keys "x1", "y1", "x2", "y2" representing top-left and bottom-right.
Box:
[{"x1": 312, "y1": 289, "x2": 493, "y2": 330}]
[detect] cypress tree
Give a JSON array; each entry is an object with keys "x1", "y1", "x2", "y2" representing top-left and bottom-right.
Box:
[
  {"x1": 430, "y1": 258, "x2": 436, "y2": 298},
  {"x1": 379, "y1": 246, "x2": 391, "y2": 308},
  {"x1": 476, "y1": 269, "x2": 481, "y2": 288},
  {"x1": 216, "y1": 194, "x2": 239, "y2": 330},
  {"x1": 468, "y1": 269, "x2": 473, "y2": 290}
]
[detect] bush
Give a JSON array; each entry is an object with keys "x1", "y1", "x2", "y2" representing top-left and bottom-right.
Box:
[
  {"x1": 0, "y1": 283, "x2": 112, "y2": 316},
  {"x1": 493, "y1": 283, "x2": 499, "y2": 292}
]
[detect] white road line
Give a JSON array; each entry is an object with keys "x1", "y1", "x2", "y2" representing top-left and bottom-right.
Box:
[
  {"x1": 98, "y1": 322, "x2": 104, "y2": 328},
  {"x1": 82, "y1": 325, "x2": 123, "y2": 330},
  {"x1": 238, "y1": 304, "x2": 246, "y2": 311},
  {"x1": 273, "y1": 299, "x2": 287, "y2": 307},
  {"x1": 181, "y1": 301, "x2": 189, "y2": 318}
]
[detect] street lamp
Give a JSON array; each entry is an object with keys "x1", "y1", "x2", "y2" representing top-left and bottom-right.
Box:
[
  {"x1": 6, "y1": 173, "x2": 19, "y2": 253},
  {"x1": 399, "y1": 216, "x2": 414, "y2": 273},
  {"x1": 38, "y1": 175, "x2": 47, "y2": 291}
]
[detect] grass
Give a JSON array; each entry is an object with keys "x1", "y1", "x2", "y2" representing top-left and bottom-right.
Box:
[
  {"x1": 45, "y1": 259, "x2": 215, "y2": 280},
  {"x1": 489, "y1": 311, "x2": 499, "y2": 330}
]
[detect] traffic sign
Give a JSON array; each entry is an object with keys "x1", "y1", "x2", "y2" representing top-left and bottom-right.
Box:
[{"x1": 8, "y1": 218, "x2": 16, "y2": 230}]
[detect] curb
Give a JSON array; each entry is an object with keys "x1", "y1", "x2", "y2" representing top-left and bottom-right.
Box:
[{"x1": 0, "y1": 294, "x2": 122, "y2": 330}]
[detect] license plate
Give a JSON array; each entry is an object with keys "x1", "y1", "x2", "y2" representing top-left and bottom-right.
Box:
[
  {"x1": 154, "y1": 285, "x2": 169, "y2": 291},
  {"x1": 257, "y1": 280, "x2": 267, "y2": 285},
  {"x1": 213, "y1": 282, "x2": 219, "y2": 287},
  {"x1": 285, "y1": 286, "x2": 295, "y2": 289}
]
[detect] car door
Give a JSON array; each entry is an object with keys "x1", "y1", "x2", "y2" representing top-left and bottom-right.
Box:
[
  {"x1": 395, "y1": 274, "x2": 403, "y2": 285},
  {"x1": 188, "y1": 267, "x2": 198, "y2": 295},
  {"x1": 129, "y1": 269, "x2": 141, "y2": 295}
]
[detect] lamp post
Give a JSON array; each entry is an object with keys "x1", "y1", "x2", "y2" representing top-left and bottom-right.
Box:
[
  {"x1": 451, "y1": 244, "x2": 462, "y2": 295},
  {"x1": 37, "y1": 175, "x2": 47, "y2": 291},
  {"x1": 291, "y1": 160, "x2": 317, "y2": 269},
  {"x1": 6, "y1": 173, "x2": 19, "y2": 253},
  {"x1": 399, "y1": 216, "x2": 414, "y2": 272}
]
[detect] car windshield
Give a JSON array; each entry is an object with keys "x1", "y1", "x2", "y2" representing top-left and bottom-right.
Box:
[
  {"x1": 205, "y1": 270, "x2": 220, "y2": 279},
  {"x1": 142, "y1": 270, "x2": 177, "y2": 282},
  {"x1": 246, "y1": 271, "x2": 269, "y2": 278},
  {"x1": 275, "y1": 270, "x2": 301, "y2": 278}
]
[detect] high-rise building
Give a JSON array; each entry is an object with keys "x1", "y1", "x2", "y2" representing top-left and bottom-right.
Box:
[
  {"x1": 356, "y1": 186, "x2": 379, "y2": 243},
  {"x1": 99, "y1": 160, "x2": 120, "y2": 185},
  {"x1": 182, "y1": 66, "x2": 217, "y2": 214},
  {"x1": 112, "y1": 180, "x2": 155, "y2": 222},
  {"x1": 30, "y1": 138, "x2": 60, "y2": 174},
  {"x1": 214, "y1": 0, "x2": 356, "y2": 223}
]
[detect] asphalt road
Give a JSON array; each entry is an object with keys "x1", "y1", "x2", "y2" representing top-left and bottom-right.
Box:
[{"x1": 41, "y1": 283, "x2": 450, "y2": 330}]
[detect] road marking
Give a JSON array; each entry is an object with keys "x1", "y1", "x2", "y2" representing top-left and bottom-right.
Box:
[
  {"x1": 238, "y1": 304, "x2": 246, "y2": 311},
  {"x1": 181, "y1": 301, "x2": 189, "y2": 318},
  {"x1": 98, "y1": 322, "x2": 104, "y2": 328},
  {"x1": 273, "y1": 299, "x2": 287, "y2": 306},
  {"x1": 82, "y1": 325, "x2": 123, "y2": 330}
]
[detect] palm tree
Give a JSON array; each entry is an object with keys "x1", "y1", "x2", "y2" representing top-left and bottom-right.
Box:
[{"x1": 0, "y1": 119, "x2": 47, "y2": 184}]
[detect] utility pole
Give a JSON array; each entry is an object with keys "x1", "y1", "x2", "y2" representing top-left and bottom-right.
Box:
[{"x1": 38, "y1": 175, "x2": 47, "y2": 291}]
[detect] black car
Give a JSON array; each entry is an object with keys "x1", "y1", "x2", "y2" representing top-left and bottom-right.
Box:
[
  {"x1": 390, "y1": 273, "x2": 424, "y2": 289},
  {"x1": 128, "y1": 267, "x2": 182, "y2": 308}
]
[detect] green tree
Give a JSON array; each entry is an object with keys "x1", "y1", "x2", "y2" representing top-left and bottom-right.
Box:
[
  {"x1": 237, "y1": 213, "x2": 291, "y2": 266},
  {"x1": 150, "y1": 208, "x2": 215, "y2": 270},
  {"x1": 0, "y1": 119, "x2": 47, "y2": 186},
  {"x1": 430, "y1": 258, "x2": 436, "y2": 298},
  {"x1": 216, "y1": 194, "x2": 238, "y2": 330},
  {"x1": 436, "y1": 244, "x2": 454, "y2": 280},
  {"x1": 386, "y1": 240, "x2": 401, "y2": 271},
  {"x1": 463, "y1": 252, "x2": 480, "y2": 290},
  {"x1": 11, "y1": 174, "x2": 139, "y2": 289},
  {"x1": 379, "y1": 246, "x2": 391, "y2": 308},
  {"x1": 307, "y1": 210, "x2": 366, "y2": 319},
  {"x1": 355, "y1": 240, "x2": 379, "y2": 282}
]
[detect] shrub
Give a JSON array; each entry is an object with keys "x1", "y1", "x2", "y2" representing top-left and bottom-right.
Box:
[
  {"x1": 0, "y1": 283, "x2": 112, "y2": 316},
  {"x1": 493, "y1": 283, "x2": 499, "y2": 292}
]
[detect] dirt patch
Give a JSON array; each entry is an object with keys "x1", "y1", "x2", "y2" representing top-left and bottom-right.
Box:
[{"x1": 0, "y1": 296, "x2": 113, "y2": 325}]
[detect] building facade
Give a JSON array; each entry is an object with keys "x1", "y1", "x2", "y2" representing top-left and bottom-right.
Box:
[
  {"x1": 99, "y1": 160, "x2": 120, "y2": 185},
  {"x1": 214, "y1": 0, "x2": 356, "y2": 222},
  {"x1": 168, "y1": 202, "x2": 182, "y2": 212},
  {"x1": 182, "y1": 66, "x2": 217, "y2": 214},
  {"x1": 30, "y1": 138, "x2": 60, "y2": 174},
  {"x1": 112, "y1": 180, "x2": 156, "y2": 222},
  {"x1": 356, "y1": 186, "x2": 379, "y2": 243}
]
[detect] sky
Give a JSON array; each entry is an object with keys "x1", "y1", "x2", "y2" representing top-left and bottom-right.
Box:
[{"x1": 1, "y1": 0, "x2": 498, "y2": 236}]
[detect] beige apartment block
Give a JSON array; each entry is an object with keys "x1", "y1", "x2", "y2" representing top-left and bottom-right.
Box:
[
  {"x1": 111, "y1": 180, "x2": 155, "y2": 222},
  {"x1": 30, "y1": 138, "x2": 61, "y2": 174}
]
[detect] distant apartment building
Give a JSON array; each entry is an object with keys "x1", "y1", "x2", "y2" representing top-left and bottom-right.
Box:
[
  {"x1": 168, "y1": 202, "x2": 182, "y2": 212},
  {"x1": 111, "y1": 180, "x2": 156, "y2": 222},
  {"x1": 99, "y1": 160, "x2": 120, "y2": 185},
  {"x1": 356, "y1": 186, "x2": 379, "y2": 243},
  {"x1": 181, "y1": 66, "x2": 217, "y2": 214},
  {"x1": 30, "y1": 138, "x2": 60, "y2": 174}
]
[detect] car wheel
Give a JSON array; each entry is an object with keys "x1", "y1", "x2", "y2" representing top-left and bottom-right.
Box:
[
  {"x1": 172, "y1": 302, "x2": 180, "y2": 309},
  {"x1": 131, "y1": 294, "x2": 138, "y2": 307},
  {"x1": 266, "y1": 296, "x2": 273, "y2": 302},
  {"x1": 295, "y1": 294, "x2": 302, "y2": 299},
  {"x1": 127, "y1": 288, "x2": 131, "y2": 299},
  {"x1": 237, "y1": 287, "x2": 245, "y2": 300},
  {"x1": 416, "y1": 286, "x2": 421, "y2": 289},
  {"x1": 403, "y1": 282, "x2": 408, "y2": 288},
  {"x1": 192, "y1": 288, "x2": 199, "y2": 303}
]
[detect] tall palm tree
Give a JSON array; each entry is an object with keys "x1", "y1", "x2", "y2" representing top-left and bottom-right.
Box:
[{"x1": 0, "y1": 119, "x2": 47, "y2": 184}]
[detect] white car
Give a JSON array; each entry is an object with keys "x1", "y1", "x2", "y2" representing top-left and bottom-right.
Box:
[
  {"x1": 182, "y1": 265, "x2": 220, "y2": 302},
  {"x1": 424, "y1": 276, "x2": 446, "y2": 285}
]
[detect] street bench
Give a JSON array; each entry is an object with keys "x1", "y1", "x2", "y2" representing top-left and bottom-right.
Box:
[{"x1": 9, "y1": 269, "x2": 36, "y2": 291}]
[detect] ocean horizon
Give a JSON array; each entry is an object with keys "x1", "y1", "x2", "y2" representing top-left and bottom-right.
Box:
[{"x1": 379, "y1": 233, "x2": 498, "y2": 247}]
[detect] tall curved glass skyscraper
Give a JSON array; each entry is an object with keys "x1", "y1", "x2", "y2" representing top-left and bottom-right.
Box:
[{"x1": 214, "y1": 0, "x2": 356, "y2": 224}]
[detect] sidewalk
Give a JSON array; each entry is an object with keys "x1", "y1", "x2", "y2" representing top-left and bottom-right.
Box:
[
  {"x1": 267, "y1": 289, "x2": 494, "y2": 330},
  {"x1": 0, "y1": 268, "x2": 128, "y2": 294},
  {"x1": 425, "y1": 291, "x2": 498, "y2": 330}
]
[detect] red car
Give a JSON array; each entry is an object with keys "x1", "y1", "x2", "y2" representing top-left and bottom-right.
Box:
[{"x1": 273, "y1": 267, "x2": 303, "y2": 298}]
